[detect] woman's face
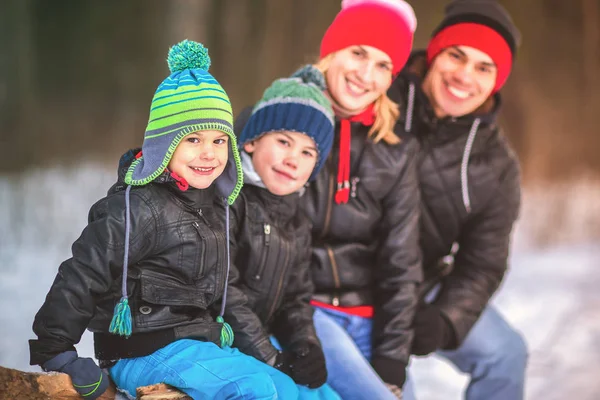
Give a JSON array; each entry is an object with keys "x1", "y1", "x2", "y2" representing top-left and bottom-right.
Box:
[{"x1": 325, "y1": 45, "x2": 394, "y2": 118}]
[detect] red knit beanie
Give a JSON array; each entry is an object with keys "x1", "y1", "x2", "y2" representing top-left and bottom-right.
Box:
[
  {"x1": 320, "y1": 0, "x2": 416, "y2": 74},
  {"x1": 427, "y1": 23, "x2": 512, "y2": 93}
]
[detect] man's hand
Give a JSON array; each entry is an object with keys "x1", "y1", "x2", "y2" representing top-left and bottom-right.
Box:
[{"x1": 411, "y1": 304, "x2": 454, "y2": 356}]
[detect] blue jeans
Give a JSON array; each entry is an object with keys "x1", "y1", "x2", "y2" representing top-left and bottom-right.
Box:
[
  {"x1": 404, "y1": 306, "x2": 528, "y2": 400},
  {"x1": 109, "y1": 339, "x2": 297, "y2": 399},
  {"x1": 312, "y1": 307, "x2": 398, "y2": 400},
  {"x1": 314, "y1": 304, "x2": 527, "y2": 400}
]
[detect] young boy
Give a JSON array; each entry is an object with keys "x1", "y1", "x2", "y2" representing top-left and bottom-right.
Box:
[
  {"x1": 223, "y1": 66, "x2": 339, "y2": 398},
  {"x1": 28, "y1": 40, "x2": 298, "y2": 400}
]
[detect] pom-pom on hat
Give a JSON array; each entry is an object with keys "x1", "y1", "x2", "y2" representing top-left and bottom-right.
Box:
[
  {"x1": 320, "y1": 0, "x2": 417, "y2": 74},
  {"x1": 239, "y1": 65, "x2": 335, "y2": 181},
  {"x1": 125, "y1": 40, "x2": 243, "y2": 205},
  {"x1": 427, "y1": 0, "x2": 522, "y2": 93}
]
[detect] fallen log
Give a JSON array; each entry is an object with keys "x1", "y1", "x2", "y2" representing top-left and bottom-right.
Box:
[{"x1": 0, "y1": 365, "x2": 190, "y2": 400}]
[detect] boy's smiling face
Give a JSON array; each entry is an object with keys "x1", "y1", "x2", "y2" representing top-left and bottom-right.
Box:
[
  {"x1": 244, "y1": 131, "x2": 318, "y2": 196},
  {"x1": 168, "y1": 130, "x2": 229, "y2": 189}
]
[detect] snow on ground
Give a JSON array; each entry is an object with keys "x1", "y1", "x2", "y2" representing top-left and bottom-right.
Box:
[
  {"x1": 409, "y1": 244, "x2": 600, "y2": 400},
  {"x1": 0, "y1": 163, "x2": 598, "y2": 399}
]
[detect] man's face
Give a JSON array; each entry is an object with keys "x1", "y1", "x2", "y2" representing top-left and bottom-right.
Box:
[{"x1": 423, "y1": 46, "x2": 497, "y2": 118}]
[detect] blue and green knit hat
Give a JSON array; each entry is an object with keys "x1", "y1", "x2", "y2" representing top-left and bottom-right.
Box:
[
  {"x1": 239, "y1": 65, "x2": 335, "y2": 181},
  {"x1": 125, "y1": 40, "x2": 243, "y2": 205}
]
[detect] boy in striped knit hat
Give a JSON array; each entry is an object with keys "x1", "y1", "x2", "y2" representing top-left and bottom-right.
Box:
[
  {"x1": 221, "y1": 66, "x2": 340, "y2": 398},
  {"x1": 28, "y1": 40, "x2": 301, "y2": 399}
]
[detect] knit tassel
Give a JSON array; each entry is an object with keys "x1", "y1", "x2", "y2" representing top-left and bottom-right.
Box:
[
  {"x1": 109, "y1": 297, "x2": 132, "y2": 337},
  {"x1": 217, "y1": 315, "x2": 234, "y2": 348},
  {"x1": 335, "y1": 182, "x2": 350, "y2": 204}
]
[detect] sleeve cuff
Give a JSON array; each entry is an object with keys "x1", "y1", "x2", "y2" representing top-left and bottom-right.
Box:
[{"x1": 41, "y1": 350, "x2": 78, "y2": 372}]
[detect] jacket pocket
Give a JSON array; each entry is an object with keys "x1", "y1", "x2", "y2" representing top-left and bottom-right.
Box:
[
  {"x1": 140, "y1": 270, "x2": 208, "y2": 309},
  {"x1": 134, "y1": 270, "x2": 211, "y2": 329}
]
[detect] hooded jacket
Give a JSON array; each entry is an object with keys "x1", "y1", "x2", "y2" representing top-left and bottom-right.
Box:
[{"x1": 388, "y1": 51, "x2": 521, "y2": 346}]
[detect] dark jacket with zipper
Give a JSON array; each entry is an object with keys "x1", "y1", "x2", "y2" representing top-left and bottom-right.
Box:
[
  {"x1": 29, "y1": 157, "x2": 229, "y2": 366},
  {"x1": 303, "y1": 121, "x2": 422, "y2": 369},
  {"x1": 387, "y1": 51, "x2": 521, "y2": 346},
  {"x1": 234, "y1": 107, "x2": 422, "y2": 371},
  {"x1": 218, "y1": 184, "x2": 319, "y2": 363}
]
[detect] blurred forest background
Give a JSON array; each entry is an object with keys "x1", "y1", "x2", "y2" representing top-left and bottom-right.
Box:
[
  {"x1": 1, "y1": 2, "x2": 599, "y2": 399},
  {"x1": 2, "y1": 0, "x2": 600, "y2": 182},
  {"x1": 2, "y1": 0, "x2": 599, "y2": 246}
]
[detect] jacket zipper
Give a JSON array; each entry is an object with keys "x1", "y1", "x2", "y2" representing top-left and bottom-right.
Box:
[
  {"x1": 196, "y1": 208, "x2": 211, "y2": 227},
  {"x1": 326, "y1": 245, "x2": 341, "y2": 306},
  {"x1": 266, "y1": 238, "x2": 290, "y2": 321},
  {"x1": 320, "y1": 157, "x2": 335, "y2": 239},
  {"x1": 192, "y1": 221, "x2": 208, "y2": 279},
  {"x1": 253, "y1": 223, "x2": 271, "y2": 280}
]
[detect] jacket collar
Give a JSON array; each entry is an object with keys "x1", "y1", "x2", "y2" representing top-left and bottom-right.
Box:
[{"x1": 245, "y1": 184, "x2": 300, "y2": 222}]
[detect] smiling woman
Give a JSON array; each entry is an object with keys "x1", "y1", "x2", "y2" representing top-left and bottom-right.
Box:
[
  {"x1": 293, "y1": 1, "x2": 421, "y2": 399},
  {"x1": 320, "y1": 45, "x2": 394, "y2": 119}
]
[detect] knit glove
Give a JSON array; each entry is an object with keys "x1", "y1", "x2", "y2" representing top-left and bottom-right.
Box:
[
  {"x1": 289, "y1": 342, "x2": 328, "y2": 389},
  {"x1": 43, "y1": 351, "x2": 110, "y2": 400},
  {"x1": 411, "y1": 304, "x2": 454, "y2": 356},
  {"x1": 371, "y1": 357, "x2": 407, "y2": 388}
]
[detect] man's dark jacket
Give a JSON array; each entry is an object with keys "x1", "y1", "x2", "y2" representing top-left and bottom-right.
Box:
[{"x1": 388, "y1": 51, "x2": 521, "y2": 346}]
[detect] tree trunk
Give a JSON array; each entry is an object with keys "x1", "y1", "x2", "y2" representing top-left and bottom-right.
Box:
[{"x1": 0, "y1": 366, "x2": 190, "y2": 400}]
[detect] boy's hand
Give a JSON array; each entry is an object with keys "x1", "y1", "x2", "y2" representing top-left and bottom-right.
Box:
[
  {"x1": 272, "y1": 350, "x2": 296, "y2": 377},
  {"x1": 43, "y1": 351, "x2": 110, "y2": 400},
  {"x1": 290, "y1": 342, "x2": 328, "y2": 389}
]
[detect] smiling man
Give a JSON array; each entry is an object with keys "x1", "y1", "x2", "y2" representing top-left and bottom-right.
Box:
[{"x1": 388, "y1": 1, "x2": 525, "y2": 399}]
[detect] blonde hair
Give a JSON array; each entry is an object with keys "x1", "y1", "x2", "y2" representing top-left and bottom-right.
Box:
[{"x1": 315, "y1": 54, "x2": 401, "y2": 145}]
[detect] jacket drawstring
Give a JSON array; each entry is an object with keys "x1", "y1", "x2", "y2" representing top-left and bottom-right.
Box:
[
  {"x1": 109, "y1": 185, "x2": 133, "y2": 337},
  {"x1": 216, "y1": 198, "x2": 234, "y2": 347},
  {"x1": 334, "y1": 105, "x2": 375, "y2": 205},
  {"x1": 460, "y1": 118, "x2": 481, "y2": 214},
  {"x1": 404, "y1": 82, "x2": 416, "y2": 133},
  {"x1": 404, "y1": 81, "x2": 481, "y2": 213}
]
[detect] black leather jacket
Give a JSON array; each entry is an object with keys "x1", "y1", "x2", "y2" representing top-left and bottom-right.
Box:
[
  {"x1": 234, "y1": 107, "x2": 422, "y2": 370},
  {"x1": 29, "y1": 168, "x2": 229, "y2": 366},
  {"x1": 388, "y1": 51, "x2": 521, "y2": 346},
  {"x1": 220, "y1": 185, "x2": 318, "y2": 363},
  {"x1": 302, "y1": 120, "x2": 422, "y2": 367}
]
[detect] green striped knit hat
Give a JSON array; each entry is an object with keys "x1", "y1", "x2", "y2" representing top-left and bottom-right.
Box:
[{"x1": 124, "y1": 40, "x2": 243, "y2": 205}]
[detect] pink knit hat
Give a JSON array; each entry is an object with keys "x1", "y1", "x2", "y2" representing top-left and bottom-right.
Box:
[{"x1": 320, "y1": 0, "x2": 417, "y2": 74}]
